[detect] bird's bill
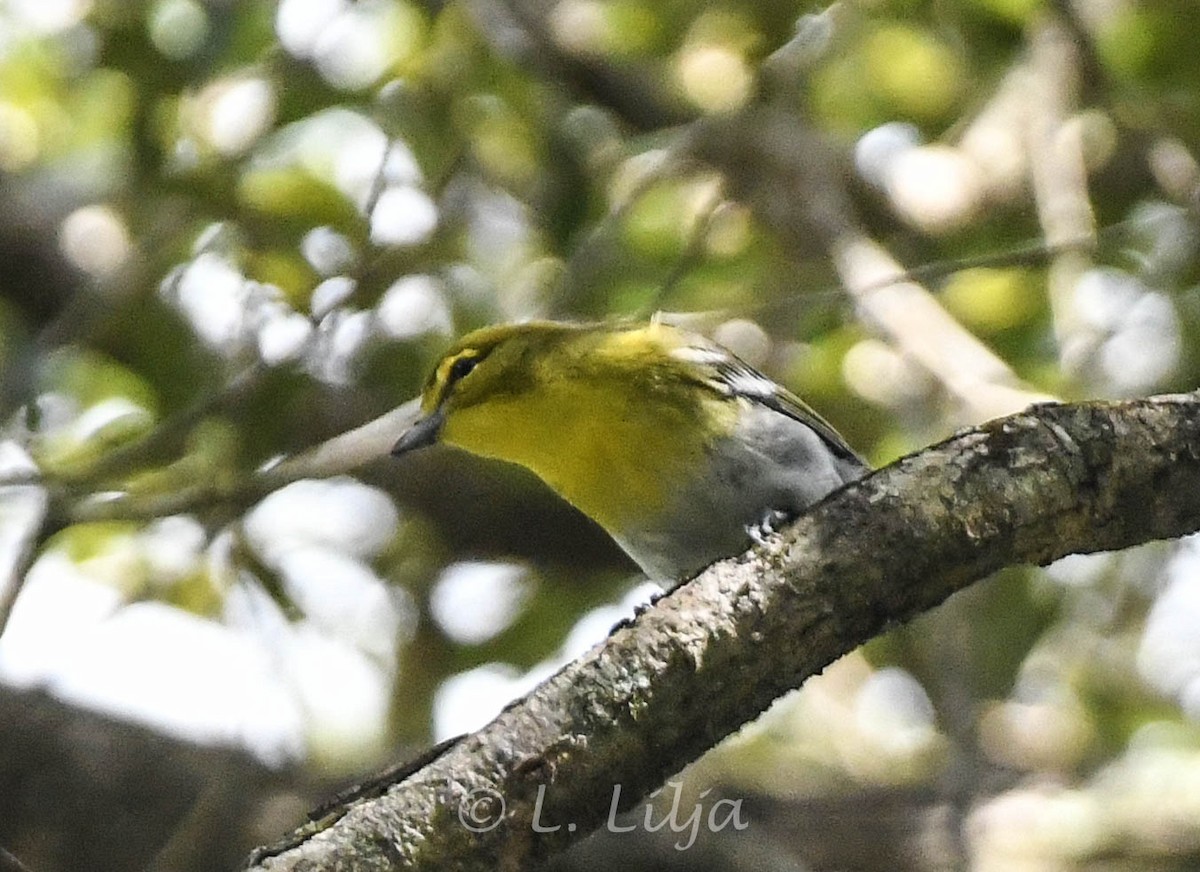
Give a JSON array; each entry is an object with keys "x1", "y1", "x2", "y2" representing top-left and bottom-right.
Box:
[{"x1": 391, "y1": 409, "x2": 445, "y2": 456}]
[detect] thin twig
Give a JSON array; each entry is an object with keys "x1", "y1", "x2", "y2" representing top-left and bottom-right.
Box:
[
  {"x1": 71, "y1": 361, "x2": 268, "y2": 487},
  {"x1": 1025, "y1": 16, "x2": 1098, "y2": 372},
  {"x1": 832, "y1": 232, "x2": 1057, "y2": 420},
  {"x1": 0, "y1": 845, "x2": 36, "y2": 872},
  {"x1": 64, "y1": 401, "x2": 421, "y2": 525},
  {"x1": 0, "y1": 482, "x2": 49, "y2": 638}
]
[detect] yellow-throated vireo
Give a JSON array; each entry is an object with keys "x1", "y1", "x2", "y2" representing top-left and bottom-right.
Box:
[{"x1": 392, "y1": 320, "x2": 867, "y2": 581}]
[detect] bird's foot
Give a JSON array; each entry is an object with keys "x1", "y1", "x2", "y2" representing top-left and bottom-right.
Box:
[{"x1": 745, "y1": 508, "x2": 792, "y2": 546}]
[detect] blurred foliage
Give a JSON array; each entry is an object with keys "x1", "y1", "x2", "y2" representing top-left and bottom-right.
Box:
[{"x1": 2, "y1": 0, "x2": 1200, "y2": 870}]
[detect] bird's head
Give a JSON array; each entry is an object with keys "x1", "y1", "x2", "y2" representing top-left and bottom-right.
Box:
[{"x1": 392, "y1": 321, "x2": 595, "y2": 458}]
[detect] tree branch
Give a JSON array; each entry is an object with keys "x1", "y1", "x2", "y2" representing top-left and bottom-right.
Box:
[{"x1": 245, "y1": 392, "x2": 1200, "y2": 871}]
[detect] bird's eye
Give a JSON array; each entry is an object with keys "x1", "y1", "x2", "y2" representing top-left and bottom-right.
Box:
[{"x1": 448, "y1": 354, "x2": 479, "y2": 383}]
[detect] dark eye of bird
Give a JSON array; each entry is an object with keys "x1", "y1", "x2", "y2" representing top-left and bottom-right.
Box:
[{"x1": 448, "y1": 354, "x2": 479, "y2": 384}]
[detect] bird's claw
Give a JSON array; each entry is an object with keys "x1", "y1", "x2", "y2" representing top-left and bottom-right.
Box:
[{"x1": 745, "y1": 508, "x2": 791, "y2": 546}]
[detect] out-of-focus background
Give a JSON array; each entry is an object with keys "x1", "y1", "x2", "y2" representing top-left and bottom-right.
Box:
[{"x1": 0, "y1": 0, "x2": 1198, "y2": 870}]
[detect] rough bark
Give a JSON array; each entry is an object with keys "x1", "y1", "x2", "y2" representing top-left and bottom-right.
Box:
[{"x1": 247, "y1": 393, "x2": 1200, "y2": 871}]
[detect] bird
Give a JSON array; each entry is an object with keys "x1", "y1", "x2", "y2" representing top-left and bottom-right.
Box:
[{"x1": 392, "y1": 320, "x2": 867, "y2": 582}]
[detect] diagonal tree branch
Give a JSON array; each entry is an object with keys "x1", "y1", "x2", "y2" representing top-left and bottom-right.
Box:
[{"x1": 246, "y1": 392, "x2": 1200, "y2": 871}]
